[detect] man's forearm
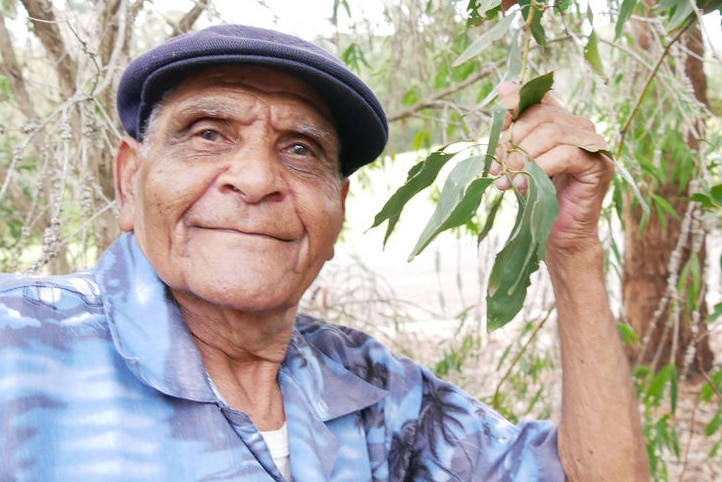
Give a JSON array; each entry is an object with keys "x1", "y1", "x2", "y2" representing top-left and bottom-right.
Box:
[{"x1": 549, "y1": 243, "x2": 650, "y2": 482}]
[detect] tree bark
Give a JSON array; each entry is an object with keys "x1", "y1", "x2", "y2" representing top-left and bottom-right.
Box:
[{"x1": 622, "y1": 22, "x2": 714, "y2": 376}]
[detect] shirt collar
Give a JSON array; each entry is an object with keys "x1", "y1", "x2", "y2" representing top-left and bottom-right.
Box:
[
  {"x1": 282, "y1": 324, "x2": 388, "y2": 421},
  {"x1": 95, "y1": 233, "x2": 388, "y2": 418},
  {"x1": 95, "y1": 233, "x2": 215, "y2": 402}
]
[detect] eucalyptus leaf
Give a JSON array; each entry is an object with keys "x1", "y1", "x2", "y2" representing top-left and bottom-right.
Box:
[
  {"x1": 615, "y1": 0, "x2": 638, "y2": 40},
  {"x1": 529, "y1": 11, "x2": 547, "y2": 47},
  {"x1": 484, "y1": 105, "x2": 509, "y2": 175},
  {"x1": 477, "y1": 28, "x2": 522, "y2": 109},
  {"x1": 691, "y1": 192, "x2": 716, "y2": 209},
  {"x1": 665, "y1": 0, "x2": 695, "y2": 29},
  {"x1": 486, "y1": 206, "x2": 539, "y2": 330},
  {"x1": 486, "y1": 161, "x2": 559, "y2": 330},
  {"x1": 486, "y1": 189, "x2": 532, "y2": 329},
  {"x1": 579, "y1": 145, "x2": 615, "y2": 160},
  {"x1": 711, "y1": 183, "x2": 722, "y2": 205},
  {"x1": 525, "y1": 162, "x2": 560, "y2": 260},
  {"x1": 411, "y1": 177, "x2": 495, "y2": 259},
  {"x1": 707, "y1": 302, "x2": 722, "y2": 324},
  {"x1": 516, "y1": 72, "x2": 554, "y2": 119},
  {"x1": 518, "y1": 0, "x2": 546, "y2": 46},
  {"x1": 615, "y1": 162, "x2": 651, "y2": 229},
  {"x1": 370, "y1": 149, "x2": 455, "y2": 245},
  {"x1": 504, "y1": 28, "x2": 523, "y2": 82},
  {"x1": 617, "y1": 322, "x2": 641, "y2": 345},
  {"x1": 478, "y1": 193, "x2": 506, "y2": 244},
  {"x1": 475, "y1": 0, "x2": 504, "y2": 17},
  {"x1": 584, "y1": 29, "x2": 606, "y2": 81},
  {"x1": 453, "y1": 12, "x2": 516, "y2": 67},
  {"x1": 410, "y1": 155, "x2": 494, "y2": 259}
]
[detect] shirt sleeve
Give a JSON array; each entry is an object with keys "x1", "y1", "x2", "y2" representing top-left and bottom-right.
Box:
[
  {"x1": 398, "y1": 363, "x2": 566, "y2": 482},
  {"x1": 297, "y1": 316, "x2": 566, "y2": 482}
]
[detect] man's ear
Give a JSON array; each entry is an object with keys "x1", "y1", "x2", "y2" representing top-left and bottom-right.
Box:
[
  {"x1": 326, "y1": 178, "x2": 351, "y2": 262},
  {"x1": 114, "y1": 137, "x2": 143, "y2": 232},
  {"x1": 340, "y1": 178, "x2": 350, "y2": 215}
]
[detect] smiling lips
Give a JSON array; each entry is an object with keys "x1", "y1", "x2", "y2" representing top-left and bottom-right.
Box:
[{"x1": 194, "y1": 224, "x2": 299, "y2": 242}]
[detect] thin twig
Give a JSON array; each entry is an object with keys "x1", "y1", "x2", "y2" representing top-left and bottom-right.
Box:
[{"x1": 615, "y1": 21, "x2": 694, "y2": 159}]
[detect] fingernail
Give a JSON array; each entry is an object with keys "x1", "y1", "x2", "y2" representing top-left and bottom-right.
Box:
[{"x1": 498, "y1": 81, "x2": 516, "y2": 96}]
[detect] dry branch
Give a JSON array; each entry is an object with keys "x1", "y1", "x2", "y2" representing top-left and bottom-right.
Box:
[
  {"x1": 0, "y1": 10, "x2": 37, "y2": 121},
  {"x1": 171, "y1": 0, "x2": 210, "y2": 38},
  {"x1": 20, "y1": 0, "x2": 77, "y2": 96}
]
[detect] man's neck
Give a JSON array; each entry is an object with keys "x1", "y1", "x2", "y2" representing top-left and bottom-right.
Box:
[{"x1": 174, "y1": 292, "x2": 294, "y2": 431}]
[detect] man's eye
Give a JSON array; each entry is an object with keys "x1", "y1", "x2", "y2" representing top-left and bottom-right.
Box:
[
  {"x1": 199, "y1": 129, "x2": 221, "y2": 141},
  {"x1": 289, "y1": 143, "x2": 311, "y2": 156}
]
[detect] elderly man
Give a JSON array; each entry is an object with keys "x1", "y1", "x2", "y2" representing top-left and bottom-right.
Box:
[{"x1": 0, "y1": 24, "x2": 648, "y2": 481}]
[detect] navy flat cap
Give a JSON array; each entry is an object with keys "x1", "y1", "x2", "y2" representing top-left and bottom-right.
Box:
[{"x1": 117, "y1": 24, "x2": 388, "y2": 176}]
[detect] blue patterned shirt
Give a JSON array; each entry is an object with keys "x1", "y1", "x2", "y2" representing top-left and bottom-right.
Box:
[{"x1": 0, "y1": 234, "x2": 564, "y2": 481}]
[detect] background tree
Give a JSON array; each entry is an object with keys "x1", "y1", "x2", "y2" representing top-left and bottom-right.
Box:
[
  {"x1": 618, "y1": 0, "x2": 716, "y2": 377},
  {"x1": 0, "y1": 0, "x2": 208, "y2": 274}
]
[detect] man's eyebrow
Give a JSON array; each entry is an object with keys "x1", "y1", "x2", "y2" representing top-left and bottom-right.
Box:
[
  {"x1": 291, "y1": 123, "x2": 337, "y2": 145},
  {"x1": 173, "y1": 99, "x2": 228, "y2": 118}
]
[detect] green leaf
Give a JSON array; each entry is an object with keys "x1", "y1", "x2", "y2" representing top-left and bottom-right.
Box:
[
  {"x1": 615, "y1": 162, "x2": 651, "y2": 229},
  {"x1": 525, "y1": 161, "x2": 559, "y2": 260},
  {"x1": 707, "y1": 302, "x2": 722, "y2": 324},
  {"x1": 410, "y1": 155, "x2": 495, "y2": 259},
  {"x1": 453, "y1": 12, "x2": 517, "y2": 67},
  {"x1": 484, "y1": 104, "x2": 509, "y2": 175},
  {"x1": 645, "y1": 363, "x2": 678, "y2": 411},
  {"x1": 653, "y1": 194, "x2": 680, "y2": 220},
  {"x1": 486, "y1": 196, "x2": 539, "y2": 330},
  {"x1": 663, "y1": 0, "x2": 695, "y2": 29},
  {"x1": 652, "y1": 194, "x2": 675, "y2": 231},
  {"x1": 466, "y1": 0, "x2": 504, "y2": 22},
  {"x1": 477, "y1": 193, "x2": 505, "y2": 244},
  {"x1": 579, "y1": 145, "x2": 615, "y2": 160},
  {"x1": 617, "y1": 322, "x2": 641, "y2": 345},
  {"x1": 332, "y1": 0, "x2": 352, "y2": 25},
  {"x1": 504, "y1": 28, "x2": 523, "y2": 82},
  {"x1": 706, "y1": 412, "x2": 722, "y2": 436},
  {"x1": 370, "y1": 150, "x2": 456, "y2": 245},
  {"x1": 700, "y1": 370, "x2": 722, "y2": 401},
  {"x1": 412, "y1": 130, "x2": 433, "y2": 151},
  {"x1": 615, "y1": 0, "x2": 638, "y2": 40},
  {"x1": 711, "y1": 183, "x2": 722, "y2": 200},
  {"x1": 485, "y1": 159, "x2": 559, "y2": 330},
  {"x1": 711, "y1": 439, "x2": 722, "y2": 458},
  {"x1": 341, "y1": 43, "x2": 371, "y2": 73},
  {"x1": 584, "y1": 29, "x2": 606, "y2": 81},
  {"x1": 516, "y1": 72, "x2": 554, "y2": 119},
  {"x1": 477, "y1": 29, "x2": 522, "y2": 109},
  {"x1": 691, "y1": 192, "x2": 716, "y2": 208},
  {"x1": 518, "y1": 0, "x2": 546, "y2": 47},
  {"x1": 402, "y1": 86, "x2": 422, "y2": 106}
]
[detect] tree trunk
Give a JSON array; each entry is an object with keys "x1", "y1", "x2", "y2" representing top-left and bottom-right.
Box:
[
  {"x1": 622, "y1": 22, "x2": 714, "y2": 376},
  {"x1": 0, "y1": 0, "x2": 210, "y2": 273}
]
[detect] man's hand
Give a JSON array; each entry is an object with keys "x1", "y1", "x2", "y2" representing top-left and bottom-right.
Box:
[
  {"x1": 493, "y1": 81, "x2": 614, "y2": 255},
  {"x1": 491, "y1": 81, "x2": 651, "y2": 481}
]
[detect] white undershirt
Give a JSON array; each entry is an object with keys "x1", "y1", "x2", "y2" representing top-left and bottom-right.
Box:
[
  {"x1": 207, "y1": 376, "x2": 291, "y2": 480},
  {"x1": 260, "y1": 422, "x2": 291, "y2": 481}
]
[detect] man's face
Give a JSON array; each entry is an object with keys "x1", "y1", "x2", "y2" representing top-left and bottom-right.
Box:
[{"x1": 115, "y1": 65, "x2": 349, "y2": 314}]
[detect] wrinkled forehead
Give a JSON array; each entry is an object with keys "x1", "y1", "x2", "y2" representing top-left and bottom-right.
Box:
[{"x1": 159, "y1": 65, "x2": 337, "y2": 136}]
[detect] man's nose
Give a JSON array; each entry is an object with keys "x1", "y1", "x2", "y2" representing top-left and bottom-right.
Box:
[{"x1": 217, "y1": 139, "x2": 287, "y2": 204}]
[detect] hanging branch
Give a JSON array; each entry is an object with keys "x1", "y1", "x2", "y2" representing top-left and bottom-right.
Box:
[{"x1": 615, "y1": 20, "x2": 694, "y2": 159}]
